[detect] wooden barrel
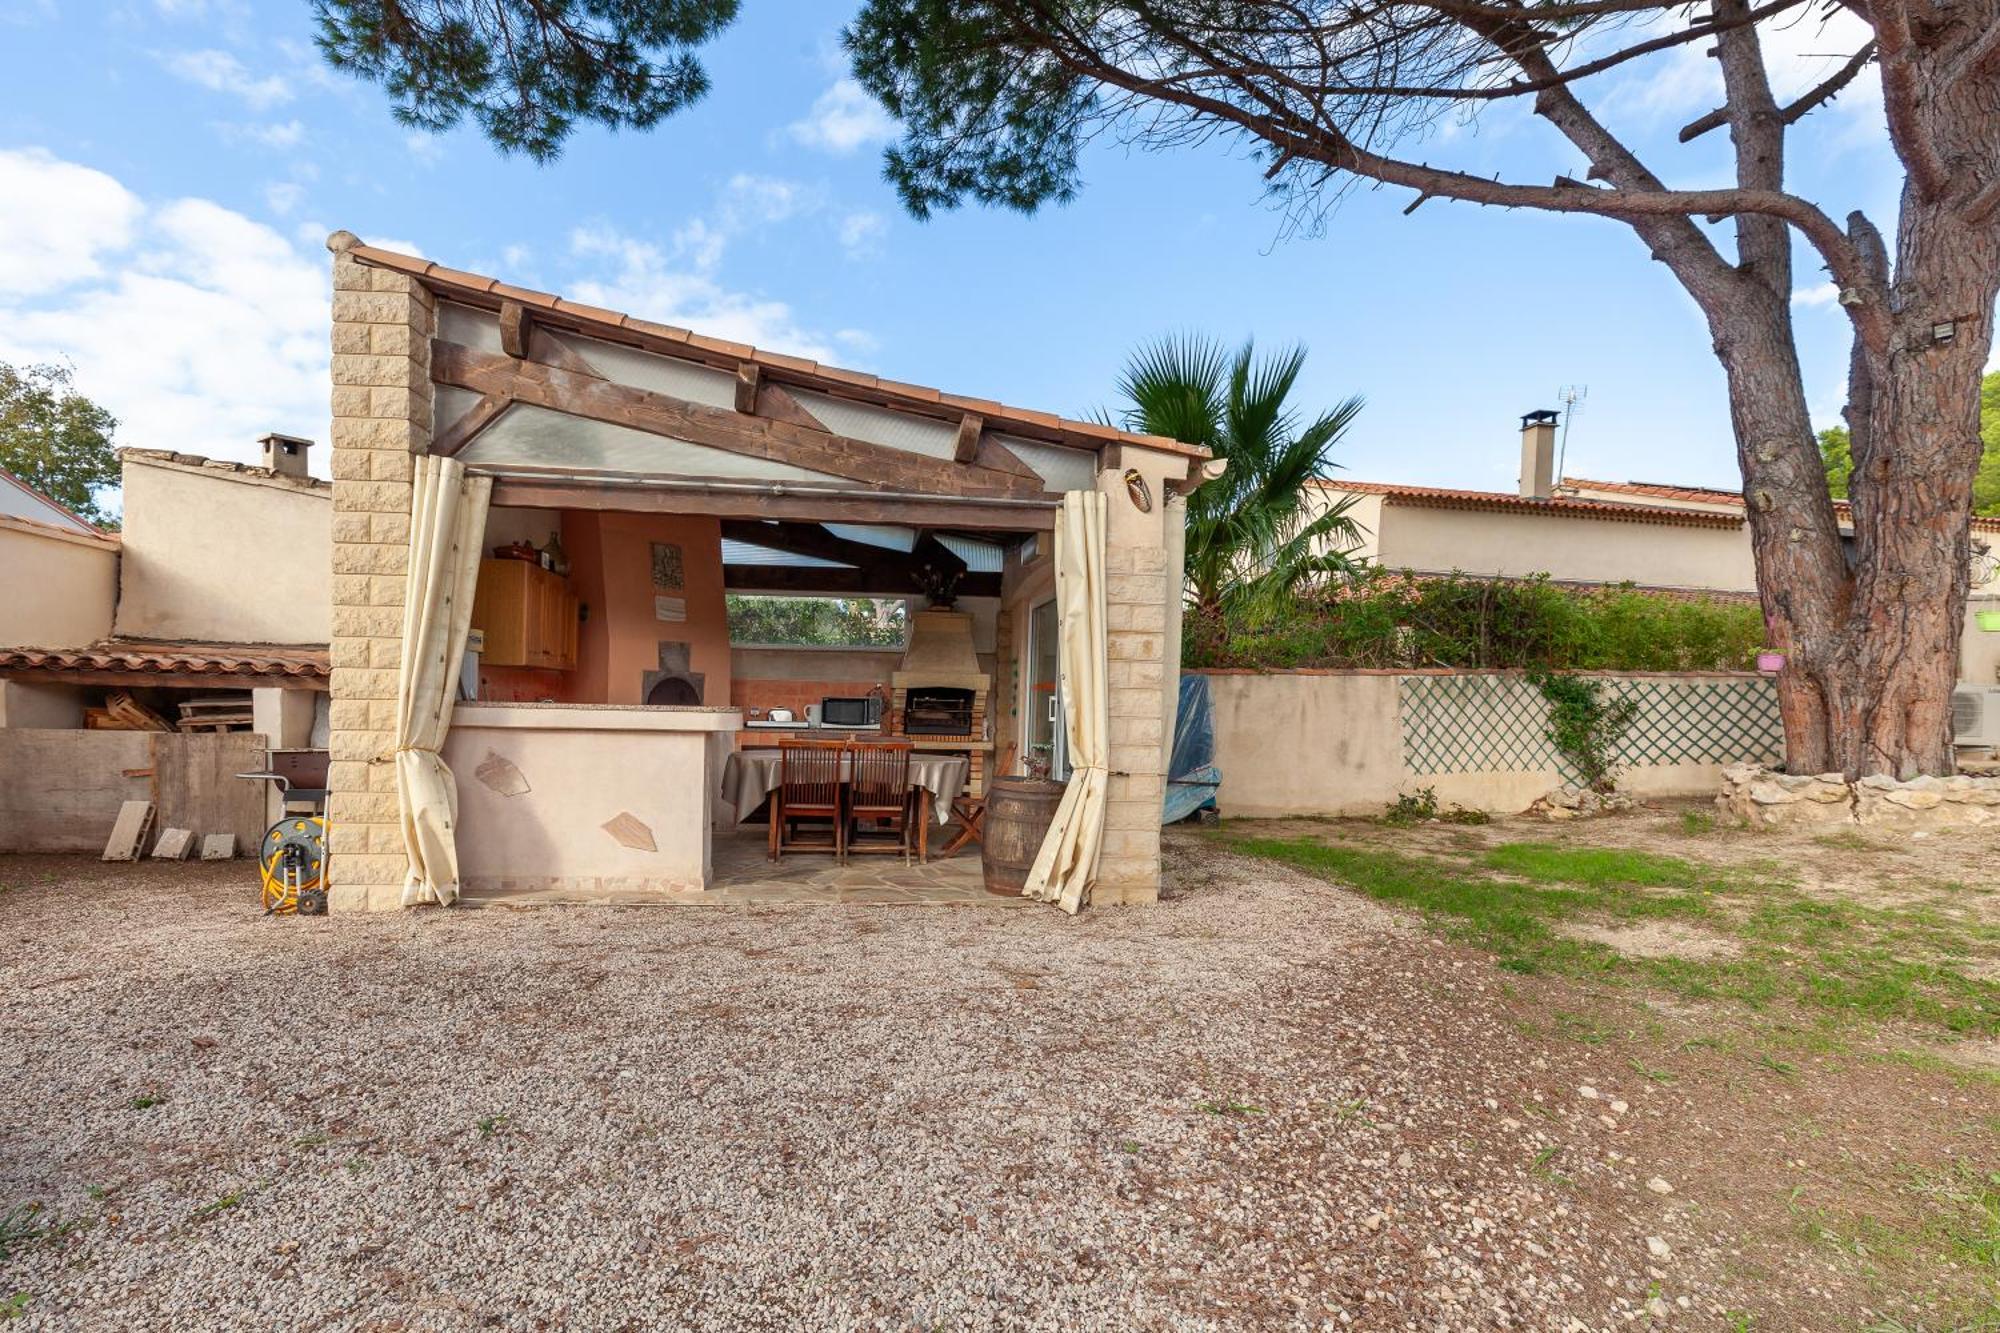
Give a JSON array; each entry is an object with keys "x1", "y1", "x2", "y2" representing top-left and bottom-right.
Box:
[{"x1": 981, "y1": 777, "x2": 1067, "y2": 896}]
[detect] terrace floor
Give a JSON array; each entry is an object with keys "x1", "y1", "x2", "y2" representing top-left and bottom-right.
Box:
[{"x1": 461, "y1": 825, "x2": 1009, "y2": 908}]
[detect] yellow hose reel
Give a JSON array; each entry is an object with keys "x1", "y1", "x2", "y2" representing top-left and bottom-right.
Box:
[{"x1": 259, "y1": 817, "x2": 328, "y2": 915}]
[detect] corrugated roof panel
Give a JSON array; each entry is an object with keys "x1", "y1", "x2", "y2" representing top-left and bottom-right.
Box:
[
  {"x1": 822, "y1": 524, "x2": 913, "y2": 552},
  {"x1": 720, "y1": 540, "x2": 851, "y2": 569},
  {"x1": 789, "y1": 389, "x2": 958, "y2": 460},
  {"x1": 995, "y1": 434, "x2": 1098, "y2": 491},
  {"x1": 566, "y1": 334, "x2": 737, "y2": 411},
  {"x1": 937, "y1": 534, "x2": 1005, "y2": 573}
]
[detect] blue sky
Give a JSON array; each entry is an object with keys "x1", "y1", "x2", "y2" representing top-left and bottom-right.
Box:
[{"x1": 0, "y1": 0, "x2": 1912, "y2": 490}]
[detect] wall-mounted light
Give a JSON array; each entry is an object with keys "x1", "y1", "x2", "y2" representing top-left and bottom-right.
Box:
[
  {"x1": 1931, "y1": 320, "x2": 1958, "y2": 345},
  {"x1": 1123, "y1": 468, "x2": 1153, "y2": 513}
]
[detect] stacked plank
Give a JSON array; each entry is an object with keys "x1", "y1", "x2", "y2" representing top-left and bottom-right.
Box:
[
  {"x1": 85, "y1": 691, "x2": 174, "y2": 732},
  {"x1": 177, "y1": 693, "x2": 254, "y2": 732}
]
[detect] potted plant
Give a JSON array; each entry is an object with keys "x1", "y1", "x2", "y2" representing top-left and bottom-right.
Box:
[
  {"x1": 1755, "y1": 648, "x2": 1786, "y2": 674},
  {"x1": 1976, "y1": 610, "x2": 2000, "y2": 632}
]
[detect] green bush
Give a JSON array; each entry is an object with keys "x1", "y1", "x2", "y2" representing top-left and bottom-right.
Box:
[{"x1": 1183, "y1": 570, "x2": 1764, "y2": 673}]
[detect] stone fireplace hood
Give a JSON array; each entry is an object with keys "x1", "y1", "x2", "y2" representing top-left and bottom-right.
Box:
[{"x1": 894, "y1": 609, "x2": 984, "y2": 687}]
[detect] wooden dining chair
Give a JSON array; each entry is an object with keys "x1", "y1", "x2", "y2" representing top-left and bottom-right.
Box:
[
  {"x1": 774, "y1": 740, "x2": 848, "y2": 862},
  {"x1": 845, "y1": 740, "x2": 916, "y2": 864},
  {"x1": 941, "y1": 744, "x2": 1013, "y2": 858}
]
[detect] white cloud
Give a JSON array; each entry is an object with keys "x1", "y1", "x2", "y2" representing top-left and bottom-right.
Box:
[
  {"x1": 405, "y1": 132, "x2": 444, "y2": 165},
  {"x1": 366, "y1": 237, "x2": 425, "y2": 259},
  {"x1": 217, "y1": 118, "x2": 305, "y2": 149},
  {"x1": 566, "y1": 223, "x2": 854, "y2": 364},
  {"x1": 1792, "y1": 282, "x2": 1839, "y2": 308},
  {"x1": 0, "y1": 148, "x2": 329, "y2": 469},
  {"x1": 0, "y1": 149, "x2": 143, "y2": 296},
  {"x1": 786, "y1": 78, "x2": 897, "y2": 154},
  {"x1": 1597, "y1": 8, "x2": 1880, "y2": 136},
  {"x1": 262, "y1": 181, "x2": 304, "y2": 216},
  {"x1": 838, "y1": 211, "x2": 886, "y2": 258},
  {"x1": 160, "y1": 48, "x2": 292, "y2": 109}
]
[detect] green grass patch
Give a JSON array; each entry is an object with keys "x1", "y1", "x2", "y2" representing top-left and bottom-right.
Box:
[{"x1": 1222, "y1": 833, "x2": 2000, "y2": 1036}]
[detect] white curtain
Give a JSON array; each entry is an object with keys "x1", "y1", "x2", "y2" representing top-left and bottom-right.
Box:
[
  {"x1": 395, "y1": 454, "x2": 492, "y2": 907},
  {"x1": 1023, "y1": 490, "x2": 1110, "y2": 914}
]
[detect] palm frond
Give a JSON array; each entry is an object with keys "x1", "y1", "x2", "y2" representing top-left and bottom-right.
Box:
[{"x1": 1111, "y1": 334, "x2": 1365, "y2": 614}]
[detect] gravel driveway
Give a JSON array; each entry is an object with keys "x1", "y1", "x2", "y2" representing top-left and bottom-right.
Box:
[{"x1": 1, "y1": 839, "x2": 1721, "y2": 1330}]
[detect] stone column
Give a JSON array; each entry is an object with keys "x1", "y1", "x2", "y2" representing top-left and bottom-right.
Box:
[
  {"x1": 324, "y1": 231, "x2": 434, "y2": 912},
  {"x1": 1092, "y1": 446, "x2": 1187, "y2": 906}
]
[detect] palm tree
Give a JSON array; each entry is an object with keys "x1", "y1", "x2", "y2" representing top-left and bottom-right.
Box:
[{"x1": 1112, "y1": 335, "x2": 1364, "y2": 617}]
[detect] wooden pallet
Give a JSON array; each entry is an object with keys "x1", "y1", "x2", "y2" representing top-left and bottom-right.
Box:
[{"x1": 178, "y1": 693, "x2": 254, "y2": 733}]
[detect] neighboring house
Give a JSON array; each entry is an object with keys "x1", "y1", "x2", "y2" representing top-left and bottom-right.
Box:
[
  {"x1": 0, "y1": 438, "x2": 332, "y2": 852},
  {"x1": 1310, "y1": 411, "x2": 2000, "y2": 684},
  {"x1": 0, "y1": 470, "x2": 119, "y2": 683}
]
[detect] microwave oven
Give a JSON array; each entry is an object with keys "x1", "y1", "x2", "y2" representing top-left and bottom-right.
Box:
[{"x1": 820, "y1": 695, "x2": 880, "y2": 727}]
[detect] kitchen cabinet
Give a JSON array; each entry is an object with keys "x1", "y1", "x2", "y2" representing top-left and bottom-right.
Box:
[{"x1": 471, "y1": 558, "x2": 578, "y2": 670}]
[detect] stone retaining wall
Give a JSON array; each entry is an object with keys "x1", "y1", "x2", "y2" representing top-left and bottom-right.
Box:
[{"x1": 1717, "y1": 763, "x2": 2000, "y2": 830}]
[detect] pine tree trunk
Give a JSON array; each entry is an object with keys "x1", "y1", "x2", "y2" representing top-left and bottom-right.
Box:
[{"x1": 1728, "y1": 47, "x2": 2000, "y2": 779}]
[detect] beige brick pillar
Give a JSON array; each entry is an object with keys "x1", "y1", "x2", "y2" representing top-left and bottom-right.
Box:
[
  {"x1": 1092, "y1": 446, "x2": 1189, "y2": 906},
  {"x1": 324, "y1": 231, "x2": 434, "y2": 912}
]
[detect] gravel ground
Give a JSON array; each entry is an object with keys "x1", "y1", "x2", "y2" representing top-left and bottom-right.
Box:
[{"x1": 2, "y1": 841, "x2": 1740, "y2": 1330}]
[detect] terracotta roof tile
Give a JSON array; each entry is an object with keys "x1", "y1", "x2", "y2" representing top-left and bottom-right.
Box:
[
  {"x1": 552, "y1": 298, "x2": 631, "y2": 327},
  {"x1": 421, "y1": 263, "x2": 496, "y2": 294},
  {"x1": 1315, "y1": 478, "x2": 1745, "y2": 529},
  {"x1": 623, "y1": 317, "x2": 692, "y2": 344},
  {"x1": 1563, "y1": 475, "x2": 2000, "y2": 533},
  {"x1": 0, "y1": 639, "x2": 329, "y2": 681},
  {"x1": 757, "y1": 351, "x2": 819, "y2": 375},
  {"x1": 343, "y1": 240, "x2": 1211, "y2": 460}
]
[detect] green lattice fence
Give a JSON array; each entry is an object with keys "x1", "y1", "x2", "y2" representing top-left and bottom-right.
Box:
[{"x1": 1399, "y1": 673, "x2": 1783, "y2": 781}]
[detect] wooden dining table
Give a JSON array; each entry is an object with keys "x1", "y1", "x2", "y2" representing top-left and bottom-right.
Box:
[{"x1": 718, "y1": 747, "x2": 972, "y2": 861}]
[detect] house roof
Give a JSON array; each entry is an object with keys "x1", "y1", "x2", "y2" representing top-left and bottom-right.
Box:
[
  {"x1": 340, "y1": 237, "x2": 1210, "y2": 462},
  {"x1": 1322, "y1": 474, "x2": 2000, "y2": 535},
  {"x1": 122, "y1": 448, "x2": 331, "y2": 495},
  {"x1": 0, "y1": 467, "x2": 100, "y2": 536},
  {"x1": 0, "y1": 639, "x2": 329, "y2": 683},
  {"x1": 1314, "y1": 478, "x2": 1747, "y2": 530}
]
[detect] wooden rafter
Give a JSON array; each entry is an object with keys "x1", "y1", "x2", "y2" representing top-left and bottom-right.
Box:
[
  {"x1": 488, "y1": 476, "x2": 1055, "y2": 531},
  {"x1": 953, "y1": 413, "x2": 984, "y2": 464},
  {"x1": 755, "y1": 382, "x2": 830, "y2": 432},
  {"x1": 499, "y1": 300, "x2": 530, "y2": 360},
  {"x1": 433, "y1": 341, "x2": 1052, "y2": 500},
  {"x1": 724, "y1": 563, "x2": 1001, "y2": 598},
  {"x1": 431, "y1": 394, "x2": 511, "y2": 458},
  {"x1": 526, "y1": 325, "x2": 600, "y2": 378},
  {"x1": 719, "y1": 518, "x2": 898, "y2": 567}
]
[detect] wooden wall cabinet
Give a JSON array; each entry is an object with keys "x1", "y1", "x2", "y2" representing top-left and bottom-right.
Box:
[{"x1": 471, "y1": 559, "x2": 579, "y2": 670}]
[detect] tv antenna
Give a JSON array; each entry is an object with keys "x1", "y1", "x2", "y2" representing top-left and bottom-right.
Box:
[{"x1": 1555, "y1": 385, "x2": 1587, "y2": 483}]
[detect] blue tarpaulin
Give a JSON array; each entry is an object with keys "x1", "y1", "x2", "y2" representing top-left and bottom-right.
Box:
[{"x1": 1163, "y1": 673, "x2": 1222, "y2": 824}]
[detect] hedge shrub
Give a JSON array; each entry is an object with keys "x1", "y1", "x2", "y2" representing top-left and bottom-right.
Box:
[{"x1": 1183, "y1": 570, "x2": 1764, "y2": 673}]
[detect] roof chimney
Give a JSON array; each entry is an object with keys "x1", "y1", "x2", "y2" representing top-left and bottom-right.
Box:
[
  {"x1": 1519, "y1": 410, "x2": 1559, "y2": 499},
  {"x1": 259, "y1": 433, "x2": 314, "y2": 479}
]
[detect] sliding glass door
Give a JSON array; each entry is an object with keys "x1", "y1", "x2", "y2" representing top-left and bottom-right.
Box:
[{"x1": 1027, "y1": 598, "x2": 1069, "y2": 781}]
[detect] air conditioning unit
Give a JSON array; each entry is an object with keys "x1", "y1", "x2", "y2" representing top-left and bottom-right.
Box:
[{"x1": 1952, "y1": 686, "x2": 2000, "y2": 746}]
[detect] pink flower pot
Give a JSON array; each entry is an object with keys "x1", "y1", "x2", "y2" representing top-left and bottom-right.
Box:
[{"x1": 1755, "y1": 651, "x2": 1786, "y2": 674}]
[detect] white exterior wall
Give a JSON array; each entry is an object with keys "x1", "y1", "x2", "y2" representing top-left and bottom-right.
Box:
[
  {"x1": 1375, "y1": 503, "x2": 1759, "y2": 592},
  {"x1": 0, "y1": 520, "x2": 117, "y2": 649},
  {"x1": 114, "y1": 457, "x2": 331, "y2": 645}
]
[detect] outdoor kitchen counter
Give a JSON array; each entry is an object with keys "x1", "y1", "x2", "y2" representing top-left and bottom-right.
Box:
[{"x1": 443, "y1": 702, "x2": 745, "y2": 900}]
